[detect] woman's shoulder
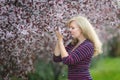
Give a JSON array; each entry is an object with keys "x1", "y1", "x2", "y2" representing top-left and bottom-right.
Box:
[{"x1": 82, "y1": 39, "x2": 94, "y2": 47}]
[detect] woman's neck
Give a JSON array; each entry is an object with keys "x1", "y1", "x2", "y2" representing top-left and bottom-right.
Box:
[
  {"x1": 71, "y1": 36, "x2": 86, "y2": 52},
  {"x1": 77, "y1": 35, "x2": 86, "y2": 44}
]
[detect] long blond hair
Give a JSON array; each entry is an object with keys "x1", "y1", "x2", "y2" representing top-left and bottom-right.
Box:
[{"x1": 67, "y1": 15, "x2": 102, "y2": 56}]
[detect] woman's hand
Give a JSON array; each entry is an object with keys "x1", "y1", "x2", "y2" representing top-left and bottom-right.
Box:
[
  {"x1": 55, "y1": 31, "x2": 68, "y2": 58},
  {"x1": 55, "y1": 31, "x2": 63, "y2": 42}
]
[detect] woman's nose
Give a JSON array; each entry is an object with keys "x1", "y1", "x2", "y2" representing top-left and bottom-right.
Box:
[
  {"x1": 69, "y1": 28, "x2": 72, "y2": 32},
  {"x1": 69, "y1": 29, "x2": 73, "y2": 34}
]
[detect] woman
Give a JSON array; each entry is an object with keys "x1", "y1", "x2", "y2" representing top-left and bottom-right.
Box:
[{"x1": 53, "y1": 15, "x2": 102, "y2": 80}]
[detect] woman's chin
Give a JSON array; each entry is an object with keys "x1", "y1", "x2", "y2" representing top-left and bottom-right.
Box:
[
  {"x1": 72, "y1": 35, "x2": 75, "y2": 38},
  {"x1": 71, "y1": 35, "x2": 74, "y2": 37}
]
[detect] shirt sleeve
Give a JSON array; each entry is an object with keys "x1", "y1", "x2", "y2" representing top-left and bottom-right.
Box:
[
  {"x1": 65, "y1": 43, "x2": 73, "y2": 52},
  {"x1": 62, "y1": 43, "x2": 94, "y2": 65},
  {"x1": 53, "y1": 54, "x2": 62, "y2": 62}
]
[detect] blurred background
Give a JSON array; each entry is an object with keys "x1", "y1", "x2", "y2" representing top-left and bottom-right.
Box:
[{"x1": 0, "y1": 0, "x2": 120, "y2": 80}]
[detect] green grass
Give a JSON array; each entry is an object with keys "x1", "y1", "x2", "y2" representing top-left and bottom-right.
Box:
[
  {"x1": 90, "y1": 57, "x2": 120, "y2": 80},
  {"x1": 27, "y1": 57, "x2": 120, "y2": 80}
]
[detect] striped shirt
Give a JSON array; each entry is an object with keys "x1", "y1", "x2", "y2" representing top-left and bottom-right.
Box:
[{"x1": 53, "y1": 39, "x2": 94, "y2": 80}]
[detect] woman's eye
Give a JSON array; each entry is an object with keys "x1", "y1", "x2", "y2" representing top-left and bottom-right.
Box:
[
  {"x1": 72, "y1": 27, "x2": 75, "y2": 29},
  {"x1": 68, "y1": 27, "x2": 75, "y2": 30}
]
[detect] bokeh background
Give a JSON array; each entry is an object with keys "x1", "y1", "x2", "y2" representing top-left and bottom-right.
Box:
[{"x1": 0, "y1": 0, "x2": 120, "y2": 80}]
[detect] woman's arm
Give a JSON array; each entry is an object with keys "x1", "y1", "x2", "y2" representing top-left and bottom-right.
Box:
[
  {"x1": 54, "y1": 41, "x2": 60, "y2": 56},
  {"x1": 53, "y1": 41, "x2": 62, "y2": 62},
  {"x1": 55, "y1": 31, "x2": 94, "y2": 65},
  {"x1": 55, "y1": 31, "x2": 69, "y2": 58},
  {"x1": 58, "y1": 41, "x2": 69, "y2": 58},
  {"x1": 62, "y1": 43, "x2": 94, "y2": 65}
]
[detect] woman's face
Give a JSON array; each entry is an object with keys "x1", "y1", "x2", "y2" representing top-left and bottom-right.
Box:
[{"x1": 69, "y1": 21, "x2": 82, "y2": 39}]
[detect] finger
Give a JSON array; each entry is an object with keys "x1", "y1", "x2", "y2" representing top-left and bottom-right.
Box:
[
  {"x1": 55, "y1": 31, "x2": 58, "y2": 35},
  {"x1": 57, "y1": 31, "x2": 61, "y2": 35},
  {"x1": 55, "y1": 31, "x2": 59, "y2": 38},
  {"x1": 56, "y1": 31, "x2": 60, "y2": 36}
]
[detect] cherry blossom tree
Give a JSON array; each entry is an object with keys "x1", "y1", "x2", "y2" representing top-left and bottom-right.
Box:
[{"x1": 0, "y1": 0, "x2": 119, "y2": 79}]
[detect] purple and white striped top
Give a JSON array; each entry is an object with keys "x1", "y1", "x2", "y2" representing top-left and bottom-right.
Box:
[{"x1": 53, "y1": 39, "x2": 94, "y2": 80}]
